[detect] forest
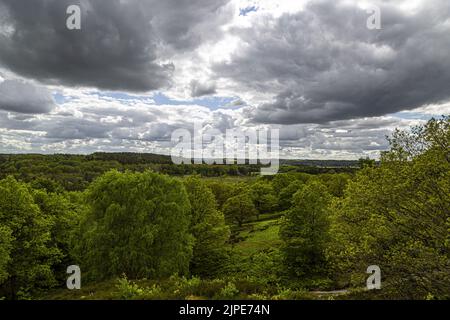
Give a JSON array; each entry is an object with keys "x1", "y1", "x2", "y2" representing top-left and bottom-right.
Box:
[{"x1": 0, "y1": 116, "x2": 448, "y2": 300}]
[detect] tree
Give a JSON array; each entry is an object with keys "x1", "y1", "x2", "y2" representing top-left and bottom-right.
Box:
[
  {"x1": 206, "y1": 181, "x2": 235, "y2": 209},
  {"x1": 280, "y1": 180, "x2": 331, "y2": 278},
  {"x1": 30, "y1": 177, "x2": 64, "y2": 193},
  {"x1": 0, "y1": 226, "x2": 12, "y2": 285},
  {"x1": 327, "y1": 117, "x2": 450, "y2": 299},
  {"x1": 223, "y1": 193, "x2": 257, "y2": 227},
  {"x1": 278, "y1": 180, "x2": 304, "y2": 211},
  {"x1": 271, "y1": 174, "x2": 296, "y2": 195},
  {"x1": 183, "y1": 176, "x2": 230, "y2": 277},
  {"x1": 0, "y1": 176, "x2": 60, "y2": 299},
  {"x1": 319, "y1": 173, "x2": 351, "y2": 198},
  {"x1": 74, "y1": 170, "x2": 194, "y2": 281},
  {"x1": 250, "y1": 180, "x2": 278, "y2": 218},
  {"x1": 33, "y1": 190, "x2": 81, "y2": 284},
  {"x1": 358, "y1": 157, "x2": 376, "y2": 168}
]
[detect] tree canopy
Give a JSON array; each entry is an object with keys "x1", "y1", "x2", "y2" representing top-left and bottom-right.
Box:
[{"x1": 74, "y1": 170, "x2": 194, "y2": 280}]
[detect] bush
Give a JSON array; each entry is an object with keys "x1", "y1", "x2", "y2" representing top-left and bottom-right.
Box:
[
  {"x1": 116, "y1": 276, "x2": 145, "y2": 300},
  {"x1": 214, "y1": 282, "x2": 239, "y2": 300}
]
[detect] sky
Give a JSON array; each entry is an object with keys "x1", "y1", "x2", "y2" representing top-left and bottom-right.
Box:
[{"x1": 0, "y1": 0, "x2": 449, "y2": 159}]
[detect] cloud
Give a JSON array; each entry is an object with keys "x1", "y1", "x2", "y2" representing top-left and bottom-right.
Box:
[
  {"x1": 0, "y1": 0, "x2": 232, "y2": 92},
  {"x1": 0, "y1": 0, "x2": 447, "y2": 159},
  {"x1": 214, "y1": 0, "x2": 450, "y2": 124},
  {"x1": 190, "y1": 80, "x2": 217, "y2": 97},
  {"x1": 0, "y1": 80, "x2": 56, "y2": 114},
  {"x1": 0, "y1": 87, "x2": 425, "y2": 158}
]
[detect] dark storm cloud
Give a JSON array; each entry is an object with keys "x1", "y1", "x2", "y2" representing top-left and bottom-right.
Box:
[
  {"x1": 190, "y1": 80, "x2": 217, "y2": 97},
  {"x1": 149, "y1": 0, "x2": 234, "y2": 51},
  {"x1": 215, "y1": 0, "x2": 450, "y2": 124},
  {"x1": 0, "y1": 80, "x2": 56, "y2": 114},
  {"x1": 0, "y1": 0, "x2": 232, "y2": 92}
]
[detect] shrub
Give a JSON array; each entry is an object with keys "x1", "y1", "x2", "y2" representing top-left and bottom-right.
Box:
[{"x1": 215, "y1": 282, "x2": 239, "y2": 300}]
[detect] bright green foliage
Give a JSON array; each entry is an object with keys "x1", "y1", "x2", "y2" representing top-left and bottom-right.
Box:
[
  {"x1": 318, "y1": 173, "x2": 350, "y2": 198},
  {"x1": 33, "y1": 190, "x2": 81, "y2": 283},
  {"x1": 280, "y1": 180, "x2": 331, "y2": 278},
  {"x1": 271, "y1": 174, "x2": 296, "y2": 195},
  {"x1": 327, "y1": 117, "x2": 450, "y2": 299},
  {"x1": 358, "y1": 157, "x2": 376, "y2": 168},
  {"x1": 30, "y1": 177, "x2": 64, "y2": 193},
  {"x1": 278, "y1": 180, "x2": 305, "y2": 211},
  {"x1": 0, "y1": 226, "x2": 12, "y2": 284},
  {"x1": 223, "y1": 193, "x2": 258, "y2": 227},
  {"x1": 0, "y1": 176, "x2": 60, "y2": 299},
  {"x1": 184, "y1": 177, "x2": 230, "y2": 277},
  {"x1": 206, "y1": 181, "x2": 235, "y2": 209},
  {"x1": 74, "y1": 170, "x2": 194, "y2": 280},
  {"x1": 250, "y1": 180, "x2": 278, "y2": 217}
]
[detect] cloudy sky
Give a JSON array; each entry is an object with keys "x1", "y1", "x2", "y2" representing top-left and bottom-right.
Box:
[{"x1": 0, "y1": 0, "x2": 449, "y2": 159}]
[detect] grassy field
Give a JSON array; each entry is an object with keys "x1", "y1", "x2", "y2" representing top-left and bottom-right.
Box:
[{"x1": 233, "y1": 218, "x2": 282, "y2": 257}]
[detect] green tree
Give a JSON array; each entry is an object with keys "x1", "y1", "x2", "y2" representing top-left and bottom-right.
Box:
[
  {"x1": 0, "y1": 176, "x2": 60, "y2": 299},
  {"x1": 184, "y1": 176, "x2": 230, "y2": 277},
  {"x1": 223, "y1": 193, "x2": 257, "y2": 227},
  {"x1": 33, "y1": 190, "x2": 81, "y2": 284},
  {"x1": 327, "y1": 117, "x2": 450, "y2": 299},
  {"x1": 358, "y1": 157, "x2": 376, "y2": 168},
  {"x1": 250, "y1": 180, "x2": 278, "y2": 218},
  {"x1": 206, "y1": 181, "x2": 235, "y2": 209},
  {"x1": 280, "y1": 180, "x2": 331, "y2": 278},
  {"x1": 74, "y1": 170, "x2": 194, "y2": 281},
  {"x1": 271, "y1": 174, "x2": 296, "y2": 195},
  {"x1": 0, "y1": 226, "x2": 12, "y2": 285},
  {"x1": 278, "y1": 180, "x2": 304, "y2": 211},
  {"x1": 319, "y1": 173, "x2": 350, "y2": 198}
]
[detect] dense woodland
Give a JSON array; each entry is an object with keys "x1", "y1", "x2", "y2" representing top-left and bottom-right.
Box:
[{"x1": 0, "y1": 117, "x2": 448, "y2": 300}]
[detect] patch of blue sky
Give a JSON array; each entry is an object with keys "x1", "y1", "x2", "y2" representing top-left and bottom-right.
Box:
[
  {"x1": 56, "y1": 90, "x2": 237, "y2": 110},
  {"x1": 94, "y1": 91, "x2": 153, "y2": 102},
  {"x1": 390, "y1": 111, "x2": 436, "y2": 121},
  {"x1": 53, "y1": 93, "x2": 68, "y2": 104},
  {"x1": 67, "y1": 91, "x2": 155, "y2": 107},
  {"x1": 152, "y1": 93, "x2": 236, "y2": 110},
  {"x1": 239, "y1": 5, "x2": 258, "y2": 16}
]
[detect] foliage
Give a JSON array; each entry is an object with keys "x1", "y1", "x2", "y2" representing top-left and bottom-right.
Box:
[
  {"x1": 280, "y1": 180, "x2": 332, "y2": 279},
  {"x1": 0, "y1": 226, "x2": 12, "y2": 284},
  {"x1": 0, "y1": 176, "x2": 61, "y2": 299},
  {"x1": 183, "y1": 176, "x2": 230, "y2": 277},
  {"x1": 205, "y1": 181, "x2": 235, "y2": 209},
  {"x1": 250, "y1": 180, "x2": 278, "y2": 218},
  {"x1": 223, "y1": 193, "x2": 258, "y2": 227},
  {"x1": 327, "y1": 116, "x2": 450, "y2": 299},
  {"x1": 278, "y1": 180, "x2": 305, "y2": 211},
  {"x1": 271, "y1": 174, "x2": 297, "y2": 195},
  {"x1": 318, "y1": 173, "x2": 351, "y2": 198},
  {"x1": 116, "y1": 275, "x2": 147, "y2": 300},
  {"x1": 215, "y1": 282, "x2": 239, "y2": 300},
  {"x1": 33, "y1": 190, "x2": 81, "y2": 282},
  {"x1": 74, "y1": 170, "x2": 194, "y2": 281}
]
